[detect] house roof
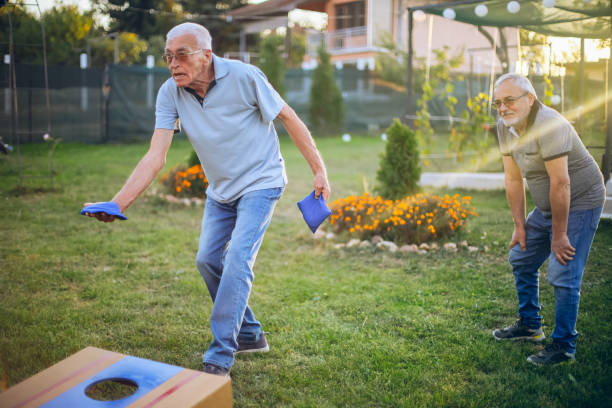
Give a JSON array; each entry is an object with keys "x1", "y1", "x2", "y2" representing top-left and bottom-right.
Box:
[{"x1": 228, "y1": 0, "x2": 326, "y2": 20}]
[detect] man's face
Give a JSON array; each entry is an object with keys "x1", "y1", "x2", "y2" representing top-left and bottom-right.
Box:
[
  {"x1": 165, "y1": 34, "x2": 212, "y2": 88},
  {"x1": 493, "y1": 80, "x2": 534, "y2": 128}
]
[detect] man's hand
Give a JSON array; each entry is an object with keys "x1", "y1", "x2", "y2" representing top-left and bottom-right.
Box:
[
  {"x1": 510, "y1": 225, "x2": 526, "y2": 251},
  {"x1": 314, "y1": 172, "x2": 331, "y2": 202},
  {"x1": 551, "y1": 233, "x2": 575, "y2": 265},
  {"x1": 83, "y1": 202, "x2": 118, "y2": 223}
]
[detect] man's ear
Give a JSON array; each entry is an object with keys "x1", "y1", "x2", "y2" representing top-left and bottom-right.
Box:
[{"x1": 527, "y1": 93, "x2": 535, "y2": 107}]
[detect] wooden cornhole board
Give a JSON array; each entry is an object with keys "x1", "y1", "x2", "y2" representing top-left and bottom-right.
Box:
[{"x1": 0, "y1": 347, "x2": 232, "y2": 408}]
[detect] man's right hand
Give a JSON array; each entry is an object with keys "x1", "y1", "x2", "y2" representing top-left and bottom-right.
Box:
[
  {"x1": 509, "y1": 225, "x2": 526, "y2": 251},
  {"x1": 83, "y1": 202, "x2": 117, "y2": 223}
]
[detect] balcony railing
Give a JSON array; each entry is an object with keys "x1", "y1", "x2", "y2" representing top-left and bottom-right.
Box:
[
  {"x1": 327, "y1": 26, "x2": 367, "y2": 51},
  {"x1": 306, "y1": 26, "x2": 368, "y2": 55}
]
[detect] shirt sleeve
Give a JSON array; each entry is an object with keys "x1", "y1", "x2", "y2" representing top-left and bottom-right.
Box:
[
  {"x1": 249, "y1": 66, "x2": 286, "y2": 123},
  {"x1": 155, "y1": 80, "x2": 178, "y2": 130},
  {"x1": 537, "y1": 118, "x2": 573, "y2": 161}
]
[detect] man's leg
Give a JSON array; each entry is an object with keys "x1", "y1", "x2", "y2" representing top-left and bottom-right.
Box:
[
  {"x1": 546, "y1": 207, "x2": 602, "y2": 354},
  {"x1": 203, "y1": 187, "x2": 283, "y2": 370},
  {"x1": 196, "y1": 198, "x2": 235, "y2": 303},
  {"x1": 494, "y1": 208, "x2": 551, "y2": 341},
  {"x1": 509, "y1": 208, "x2": 551, "y2": 327}
]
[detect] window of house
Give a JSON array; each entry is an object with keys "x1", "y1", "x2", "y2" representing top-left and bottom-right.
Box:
[{"x1": 335, "y1": 1, "x2": 365, "y2": 30}]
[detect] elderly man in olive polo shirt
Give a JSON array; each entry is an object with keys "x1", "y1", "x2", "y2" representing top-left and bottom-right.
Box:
[
  {"x1": 84, "y1": 22, "x2": 330, "y2": 376},
  {"x1": 491, "y1": 73, "x2": 604, "y2": 365}
]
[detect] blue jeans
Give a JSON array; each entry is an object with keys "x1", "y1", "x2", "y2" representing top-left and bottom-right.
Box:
[
  {"x1": 508, "y1": 206, "x2": 602, "y2": 354},
  {"x1": 196, "y1": 187, "x2": 283, "y2": 369}
]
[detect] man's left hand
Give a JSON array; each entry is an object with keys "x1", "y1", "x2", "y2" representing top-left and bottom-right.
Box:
[
  {"x1": 314, "y1": 172, "x2": 330, "y2": 202},
  {"x1": 551, "y1": 234, "x2": 575, "y2": 265}
]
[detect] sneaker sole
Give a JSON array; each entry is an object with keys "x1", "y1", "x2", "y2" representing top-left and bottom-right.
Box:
[
  {"x1": 492, "y1": 330, "x2": 546, "y2": 342},
  {"x1": 527, "y1": 356, "x2": 575, "y2": 366},
  {"x1": 235, "y1": 345, "x2": 269, "y2": 354}
]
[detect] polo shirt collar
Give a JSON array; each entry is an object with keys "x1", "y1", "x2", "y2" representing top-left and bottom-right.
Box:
[{"x1": 211, "y1": 54, "x2": 229, "y2": 81}]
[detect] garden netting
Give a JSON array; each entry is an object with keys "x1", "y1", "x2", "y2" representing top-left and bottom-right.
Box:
[{"x1": 0, "y1": 63, "x2": 606, "y2": 143}]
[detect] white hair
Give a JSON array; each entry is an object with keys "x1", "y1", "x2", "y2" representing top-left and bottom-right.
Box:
[
  {"x1": 166, "y1": 23, "x2": 212, "y2": 50},
  {"x1": 494, "y1": 73, "x2": 537, "y2": 98}
]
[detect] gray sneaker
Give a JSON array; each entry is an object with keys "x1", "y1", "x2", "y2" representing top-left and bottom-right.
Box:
[
  {"x1": 527, "y1": 343, "x2": 575, "y2": 366},
  {"x1": 236, "y1": 332, "x2": 269, "y2": 354},
  {"x1": 202, "y1": 363, "x2": 230, "y2": 377},
  {"x1": 492, "y1": 319, "x2": 545, "y2": 341}
]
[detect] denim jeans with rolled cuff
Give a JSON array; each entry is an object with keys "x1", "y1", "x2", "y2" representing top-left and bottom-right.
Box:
[{"x1": 196, "y1": 187, "x2": 283, "y2": 369}]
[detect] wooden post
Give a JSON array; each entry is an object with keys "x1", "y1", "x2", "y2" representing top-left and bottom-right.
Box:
[
  {"x1": 405, "y1": 8, "x2": 414, "y2": 125},
  {"x1": 603, "y1": 2, "x2": 612, "y2": 183}
]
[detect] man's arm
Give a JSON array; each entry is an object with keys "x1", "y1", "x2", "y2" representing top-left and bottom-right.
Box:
[
  {"x1": 502, "y1": 155, "x2": 527, "y2": 251},
  {"x1": 544, "y1": 155, "x2": 575, "y2": 265},
  {"x1": 84, "y1": 128, "x2": 174, "y2": 222},
  {"x1": 277, "y1": 104, "x2": 330, "y2": 201}
]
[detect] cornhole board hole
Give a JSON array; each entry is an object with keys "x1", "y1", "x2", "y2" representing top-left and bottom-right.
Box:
[{"x1": 0, "y1": 346, "x2": 232, "y2": 408}]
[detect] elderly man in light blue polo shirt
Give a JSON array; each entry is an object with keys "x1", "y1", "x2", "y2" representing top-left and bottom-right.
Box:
[{"x1": 84, "y1": 22, "x2": 330, "y2": 376}]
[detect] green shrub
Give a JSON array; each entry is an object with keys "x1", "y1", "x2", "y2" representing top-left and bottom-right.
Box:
[
  {"x1": 258, "y1": 34, "x2": 286, "y2": 96},
  {"x1": 309, "y1": 43, "x2": 344, "y2": 134},
  {"x1": 187, "y1": 149, "x2": 200, "y2": 167},
  {"x1": 376, "y1": 119, "x2": 421, "y2": 199}
]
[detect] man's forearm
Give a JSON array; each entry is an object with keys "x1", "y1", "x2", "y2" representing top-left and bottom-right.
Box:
[
  {"x1": 284, "y1": 115, "x2": 326, "y2": 176},
  {"x1": 505, "y1": 178, "x2": 526, "y2": 227},
  {"x1": 549, "y1": 180, "x2": 571, "y2": 238},
  {"x1": 112, "y1": 152, "x2": 165, "y2": 211}
]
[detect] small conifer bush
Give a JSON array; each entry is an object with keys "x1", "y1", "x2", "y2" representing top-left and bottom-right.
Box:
[
  {"x1": 309, "y1": 43, "x2": 344, "y2": 134},
  {"x1": 376, "y1": 119, "x2": 421, "y2": 199}
]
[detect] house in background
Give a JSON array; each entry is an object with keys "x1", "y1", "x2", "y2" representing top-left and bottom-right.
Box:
[{"x1": 228, "y1": 0, "x2": 518, "y2": 75}]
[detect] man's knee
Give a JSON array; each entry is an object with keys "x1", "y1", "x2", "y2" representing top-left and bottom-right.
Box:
[
  {"x1": 547, "y1": 261, "x2": 581, "y2": 289},
  {"x1": 196, "y1": 248, "x2": 219, "y2": 275},
  {"x1": 509, "y1": 245, "x2": 531, "y2": 267}
]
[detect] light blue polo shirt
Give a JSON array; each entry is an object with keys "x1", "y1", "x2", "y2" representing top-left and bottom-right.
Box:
[{"x1": 155, "y1": 54, "x2": 287, "y2": 203}]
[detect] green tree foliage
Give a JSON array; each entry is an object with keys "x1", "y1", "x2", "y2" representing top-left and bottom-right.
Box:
[
  {"x1": 414, "y1": 47, "x2": 463, "y2": 154},
  {"x1": 103, "y1": 0, "x2": 178, "y2": 40},
  {"x1": 376, "y1": 119, "x2": 421, "y2": 199},
  {"x1": 257, "y1": 34, "x2": 286, "y2": 96},
  {"x1": 541, "y1": 74, "x2": 554, "y2": 106},
  {"x1": 0, "y1": 4, "x2": 95, "y2": 65},
  {"x1": 146, "y1": 34, "x2": 169, "y2": 66},
  {"x1": 43, "y1": 5, "x2": 95, "y2": 65},
  {"x1": 448, "y1": 93, "x2": 494, "y2": 162},
  {"x1": 88, "y1": 32, "x2": 149, "y2": 66},
  {"x1": 309, "y1": 43, "x2": 344, "y2": 134},
  {"x1": 288, "y1": 31, "x2": 306, "y2": 68},
  {"x1": 0, "y1": 4, "x2": 41, "y2": 63},
  {"x1": 179, "y1": 0, "x2": 247, "y2": 54},
  {"x1": 374, "y1": 32, "x2": 407, "y2": 86}
]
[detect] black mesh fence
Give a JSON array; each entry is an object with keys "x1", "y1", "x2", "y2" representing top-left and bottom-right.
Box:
[
  {"x1": 0, "y1": 63, "x2": 104, "y2": 144},
  {"x1": 0, "y1": 62, "x2": 606, "y2": 144}
]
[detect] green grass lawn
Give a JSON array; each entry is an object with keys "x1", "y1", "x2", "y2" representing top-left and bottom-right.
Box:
[{"x1": 1, "y1": 136, "x2": 611, "y2": 407}]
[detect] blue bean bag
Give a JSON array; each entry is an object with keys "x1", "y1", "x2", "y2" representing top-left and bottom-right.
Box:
[
  {"x1": 80, "y1": 201, "x2": 128, "y2": 220},
  {"x1": 297, "y1": 190, "x2": 331, "y2": 233}
]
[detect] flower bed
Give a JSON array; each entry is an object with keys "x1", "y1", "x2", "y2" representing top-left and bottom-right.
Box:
[
  {"x1": 329, "y1": 192, "x2": 477, "y2": 244},
  {"x1": 159, "y1": 164, "x2": 208, "y2": 198}
]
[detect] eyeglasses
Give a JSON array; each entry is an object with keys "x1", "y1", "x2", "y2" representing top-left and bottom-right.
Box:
[
  {"x1": 162, "y1": 49, "x2": 203, "y2": 63},
  {"x1": 492, "y1": 92, "x2": 528, "y2": 109}
]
